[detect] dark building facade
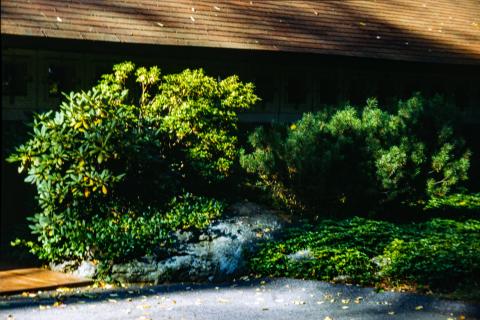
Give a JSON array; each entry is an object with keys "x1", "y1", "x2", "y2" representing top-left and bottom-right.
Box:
[{"x1": 2, "y1": 0, "x2": 480, "y2": 258}]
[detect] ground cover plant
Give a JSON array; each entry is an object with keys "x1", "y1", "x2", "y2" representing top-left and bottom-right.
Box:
[
  {"x1": 240, "y1": 95, "x2": 471, "y2": 215},
  {"x1": 426, "y1": 192, "x2": 480, "y2": 211},
  {"x1": 7, "y1": 62, "x2": 258, "y2": 268},
  {"x1": 249, "y1": 217, "x2": 480, "y2": 296}
]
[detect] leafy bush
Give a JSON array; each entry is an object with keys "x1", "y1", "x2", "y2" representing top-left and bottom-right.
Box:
[
  {"x1": 249, "y1": 217, "x2": 480, "y2": 292},
  {"x1": 13, "y1": 194, "x2": 224, "y2": 263},
  {"x1": 241, "y1": 95, "x2": 471, "y2": 214},
  {"x1": 8, "y1": 62, "x2": 257, "y2": 264}
]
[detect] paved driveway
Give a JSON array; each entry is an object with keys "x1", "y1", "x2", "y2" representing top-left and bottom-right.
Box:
[{"x1": 1, "y1": 278, "x2": 479, "y2": 320}]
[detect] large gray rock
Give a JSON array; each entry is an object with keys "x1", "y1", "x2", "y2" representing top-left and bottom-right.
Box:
[
  {"x1": 112, "y1": 201, "x2": 285, "y2": 283},
  {"x1": 50, "y1": 260, "x2": 97, "y2": 279}
]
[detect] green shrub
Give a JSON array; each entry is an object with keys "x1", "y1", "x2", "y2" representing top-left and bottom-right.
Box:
[
  {"x1": 249, "y1": 217, "x2": 480, "y2": 292},
  {"x1": 12, "y1": 192, "x2": 225, "y2": 264},
  {"x1": 241, "y1": 94, "x2": 471, "y2": 214},
  {"x1": 162, "y1": 193, "x2": 225, "y2": 231},
  {"x1": 91, "y1": 194, "x2": 224, "y2": 263},
  {"x1": 8, "y1": 62, "x2": 257, "y2": 264}
]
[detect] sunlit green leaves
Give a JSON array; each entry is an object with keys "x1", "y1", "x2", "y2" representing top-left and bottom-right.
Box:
[{"x1": 7, "y1": 61, "x2": 254, "y2": 265}]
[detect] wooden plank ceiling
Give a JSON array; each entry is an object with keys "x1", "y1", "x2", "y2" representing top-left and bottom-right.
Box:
[{"x1": 1, "y1": 0, "x2": 479, "y2": 64}]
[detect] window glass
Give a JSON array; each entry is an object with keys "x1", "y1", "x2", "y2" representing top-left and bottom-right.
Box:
[
  {"x1": 255, "y1": 75, "x2": 276, "y2": 109},
  {"x1": 2, "y1": 61, "x2": 28, "y2": 98},
  {"x1": 348, "y1": 76, "x2": 376, "y2": 106},
  {"x1": 316, "y1": 76, "x2": 337, "y2": 106},
  {"x1": 47, "y1": 64, "x2": 77, "y2": 98},
  {"x1": 286, "y1": 76, "x2": 307, "y2": 106}
]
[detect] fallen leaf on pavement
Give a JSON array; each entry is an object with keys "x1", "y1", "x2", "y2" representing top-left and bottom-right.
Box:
[{"x1": 53, "y1": 301, "x2": 64, "y2": 307}]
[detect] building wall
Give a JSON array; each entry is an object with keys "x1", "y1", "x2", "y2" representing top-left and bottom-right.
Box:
[
  {"x1": 1, "y1": 36, "x2": 480, "y2": 257},
  {"x1": 3, "y1": 36, "x2": 479, "y2": 124}
]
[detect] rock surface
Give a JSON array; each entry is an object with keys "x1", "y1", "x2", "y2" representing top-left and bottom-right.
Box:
[
  {"x1": 50, "y1": 260, "x2": 97, "y2": 279},
  {"x1": 111, "y1": 201, "x2": 286, "y2": 283}
]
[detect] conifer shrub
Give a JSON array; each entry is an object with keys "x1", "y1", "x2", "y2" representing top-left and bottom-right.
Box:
[{"x1": 241, "y1": 94, "x2": 471, "y2": 214}]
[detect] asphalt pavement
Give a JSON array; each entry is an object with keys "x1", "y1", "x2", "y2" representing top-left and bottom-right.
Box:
[{"x1": 1, "y1": 278, "x2": 479, "y2": 320}]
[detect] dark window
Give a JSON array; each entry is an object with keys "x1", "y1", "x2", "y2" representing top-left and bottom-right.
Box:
[
  {"x1": 85, "y1": 64, "x2": 113, "y2": 87},
  {"x1": 2, "y1": 61, "x2": 29, "y2": 100},
  {"x1": 287, "y1": 76, "x2": 307, "y2": 106},
  {"x1": 47, "y1": 64, "x2": 77, "y2": 98},
  {"x1": 428, "y1": 77, "x2": 447, "y2": 97},
  {"x1": 254, "y1": 75, "x2": 276, "y2": 109},
  {"x1": 254, "y1": 76, "x2": 275, "y2": 103},
  {"x1": 94, "y1": 65, "x2": 111, "y2": 82},
  {"x1": 348, "y1": 77, "x2": 375, "y2": 106},
  {"x1": 400, "y1": 78, "x2": 422, "y2": 99},
  {"x1": 453, "y1": 82, "x2": 469, "y2": 110},
  {"x1": 317, "y1": 77, "x2": 337, "y2": 105},
  {"x1": 377, "y1": 75, "x2": 396, "y2": 107}
]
